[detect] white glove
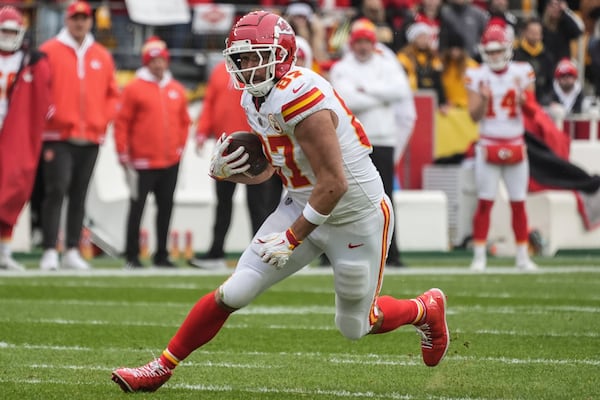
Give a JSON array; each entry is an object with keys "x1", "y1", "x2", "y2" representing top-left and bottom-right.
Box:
[
  {"x1": 255, "y1": 229, "x2": 302, "y2": 269},
  {"x1": 209, "y1": 133, "x2": 251, "y2": 179}
]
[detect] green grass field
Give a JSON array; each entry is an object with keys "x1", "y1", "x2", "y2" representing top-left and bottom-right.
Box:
[{"x1": 1, "y1": 256, "x2": 599, "y2": 399}]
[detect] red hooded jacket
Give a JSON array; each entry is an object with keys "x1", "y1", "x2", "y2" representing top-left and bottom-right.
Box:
[
  {"x1": 114, "y1": 68, "x2": 191, "y2": 169},
  {"x1": 40, "y1": 30, "x2": 119, "y2": 144},
  {"x1": 0, "y1": 50, "x2": 52, "y2": 226}
]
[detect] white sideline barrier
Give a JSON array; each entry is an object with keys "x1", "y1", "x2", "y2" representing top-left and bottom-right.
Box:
[
  {"x1": 394, "y1": 190, "x2": 448, "y2": 251},
  {"x1": 570, "y1": 141, "x2": 600, "y2": 175},
  {"x1": 526, "y1": 191, "x2": 600, "y2": 256},
  {"x1": 85, "y1": 126, "x2": 449, "y2": 255},
  {"x1": 133, "y1": 190, "x2": 449, "y2": 254}
]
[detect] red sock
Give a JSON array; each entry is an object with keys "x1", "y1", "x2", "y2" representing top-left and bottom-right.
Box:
[
  {"x1": 510, "y1": 201, "x2": 528, "y2": 243},
  {"x1": 373, "y1": 295, "x2": 422, "y2": 334},
  {"x1": 472, "y1": 199, "x2": 494, "y2": 242},
  {"x1": 160, "y1": 290, "x2": 231, "y2": 369}
]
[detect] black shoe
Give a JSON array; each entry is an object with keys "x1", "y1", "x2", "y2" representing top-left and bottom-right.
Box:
[
  {"x1": 125, "y1": 258, "x2": 144, "y2": 269},
  {"x1": 153, "y1": 258, "x2": 176, "y2": 268}
]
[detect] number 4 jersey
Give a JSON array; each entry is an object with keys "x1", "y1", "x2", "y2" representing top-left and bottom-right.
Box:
[
  {"x1": 465, "y1": 62, "x2": 535, "y2": 139},
  {"x1": 240, "y1": 66, "x2": 385, "y2": 225}
]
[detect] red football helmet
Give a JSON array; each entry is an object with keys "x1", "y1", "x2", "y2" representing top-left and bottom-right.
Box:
[
  {"x1": 0, "y1": 6, "x2": 25, "y2": 52},
  {"x1": 479, "y1": 24, "x2": 512, "y2": 72},
  {"x1": 223, "y1": 11, "x2": 297, "y2": 97}
]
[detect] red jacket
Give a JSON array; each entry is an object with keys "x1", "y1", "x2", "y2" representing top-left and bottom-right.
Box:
[
  {"x1": 0, "y1": 50, "x2": 52, "y2": 226},
  {"x1": 196, "y1": 61, "x2": 251, "y2": 142},
  {"x1": 115, "y1": 68, "x2": 191, "y2": 169},
  {"x1": 40, "y1": 31, "x2": 119, "y2": 144}
]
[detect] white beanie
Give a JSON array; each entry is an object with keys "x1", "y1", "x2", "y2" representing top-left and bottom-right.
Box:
[{"x1": 406, "y1": 22, "x2": 433, "y2": 43}]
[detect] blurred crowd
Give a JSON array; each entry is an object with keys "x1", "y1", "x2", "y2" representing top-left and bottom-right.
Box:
[{"x1": 6, "y1": 0, "x2": 600, "y2": 102}]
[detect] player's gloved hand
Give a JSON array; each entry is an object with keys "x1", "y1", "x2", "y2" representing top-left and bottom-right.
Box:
[
  {"x1": 209, "y1": 133, "x2": 251, "y2": 179},
  {"x1": 255, "y1": 228, "x2": 302, "y2": 269}
]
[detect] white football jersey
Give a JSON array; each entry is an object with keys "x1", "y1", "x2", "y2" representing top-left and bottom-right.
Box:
[
  {"x1": 240, "y1": 66, "x2": 384, "y2": 224},
  {"x1": 0, "y1": 51, "x2": 23, "y2": 127},
  {"x1": 465, "y1": 62, "x2": 535, "y2": 139}
]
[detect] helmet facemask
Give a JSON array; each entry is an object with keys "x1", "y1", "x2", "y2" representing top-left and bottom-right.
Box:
[
  {"x1": 223, "y1": 11, "x2": 296, "y2": 97},
  {"x1": 479, "y1": 42, "x2": 512, "y2": 72},
  {"x1": 224, "y1": 41, "x2": 288, "y2": 97},
  {"x1": 479, "y1": 24, "x2": 513, "y2": 72},
  {"x1": 0, "y1": 19, "x2": 24, "y2": 52}
]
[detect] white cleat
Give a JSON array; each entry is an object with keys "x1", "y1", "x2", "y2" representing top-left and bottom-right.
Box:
[
  {"x1": 0, "y1": 254, "x2": 25, "y2": 271},
  {"x1": 61, "y1": 248, "x2": 91, "y2": 270},
  {"x1": 470, "y1": 258, "x2": 486, "y2": 272},
  {"x1": 516, "y1": 258, "x2": 538, "y2": 271},
  {"x1": 40, "y1": 249, "x2": 59, "y2": 271}
]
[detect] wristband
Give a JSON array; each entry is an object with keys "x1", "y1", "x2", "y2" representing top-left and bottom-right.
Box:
[
  {"x1": 302, "y1": 202, "x2": 330, "y2": 226},
  {"x1": 285, "y1": 228, "x2": 302, "y2": 249}
]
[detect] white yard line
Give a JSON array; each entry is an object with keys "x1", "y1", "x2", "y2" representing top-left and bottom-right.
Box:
[
  {"x1": 2, "y1": 341, "x2": 599, "y2": 367},
  {"x1": 1, "y1": 315, "x2": 599, "y2": 336},
  {"x1": 0, "y1": 266, "x2": 599, "y2": 278}
]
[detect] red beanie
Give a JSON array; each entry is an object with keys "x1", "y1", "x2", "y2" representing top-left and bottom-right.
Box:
[
  {"x1": 349, "y1": 18, "x2": 377, "y2": 44},
  {"x1": 67, "y1": 1, "x2": 92, "y2": 18},
  {"x1": 141, "y1": 36, "x2": 170, "y2": 65}
]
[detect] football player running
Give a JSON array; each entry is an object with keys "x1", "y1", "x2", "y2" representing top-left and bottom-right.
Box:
[
  {"x1": 111, "y1": 11, "x2": 449, "y2": 393},
  {"x1": 466, "y1": 23, "x2": 538, "y2": 272}
]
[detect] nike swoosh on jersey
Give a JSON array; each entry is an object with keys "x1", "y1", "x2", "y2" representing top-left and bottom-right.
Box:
[
  {"x1": 348, "y1": 243, "x2": 364, "y2": 249},
  {"x1": 292, "y1": 84, "x2": 305, "y2": 93}
]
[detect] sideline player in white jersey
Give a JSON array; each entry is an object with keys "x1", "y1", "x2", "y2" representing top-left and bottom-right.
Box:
[
  {"x1": 111, "y1": 10, "x2": 449, "y2": 393},
  {"x1": 465, "y1": 23, "x2": 538, "y2": 272}
]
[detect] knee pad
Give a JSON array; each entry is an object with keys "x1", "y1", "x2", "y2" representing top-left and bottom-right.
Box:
[
  {"x1": 333, "y1": 262, "x2": 373, "y2": 340},
  {"x1": 219, "y1": 268, "x2": 263, "y2": 309},
  {"x1": 334, "y1": 262, "x2": 370, "y2": 301}
]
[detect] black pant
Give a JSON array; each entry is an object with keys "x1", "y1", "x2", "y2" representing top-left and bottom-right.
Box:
[
  {"x1": 125, "y1": 164, "x2": 179, "y2": 261},
  {"x1": 369, "y1": 146, "x2": 402, "y2": 262},
  {"x1": 41, "y1": 141, "x2": 99, "y2": 249},
  {"x1": 30, "y1": 156, "x2": 45, "y2": 234},
  {"x1": 206, "y1": 174, "x2": 282, "y2": 258}
]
